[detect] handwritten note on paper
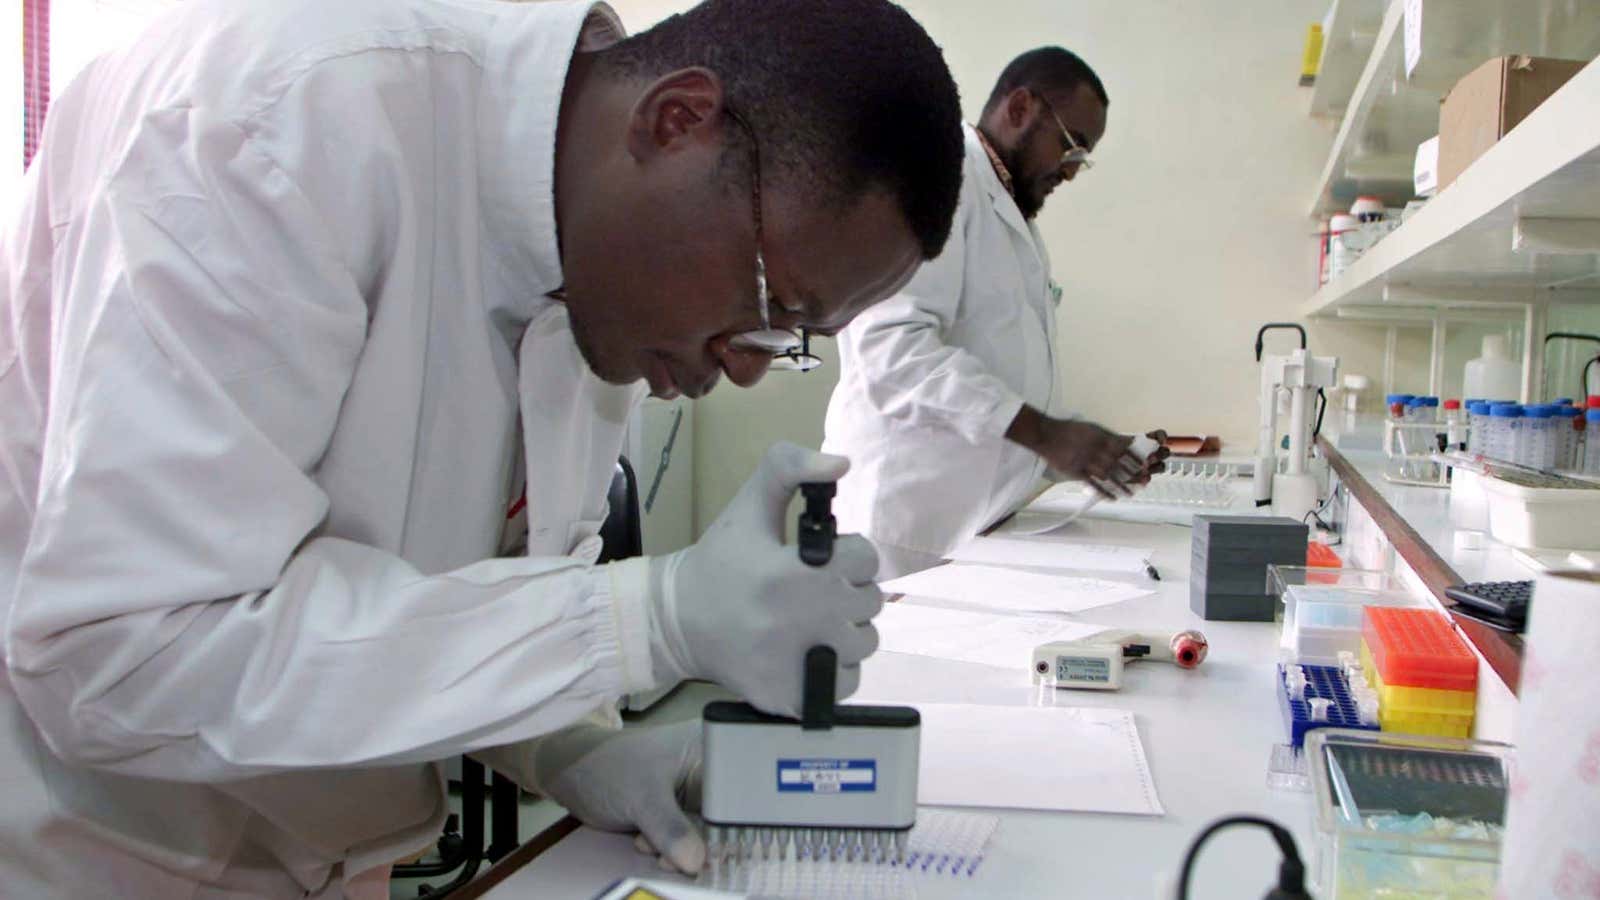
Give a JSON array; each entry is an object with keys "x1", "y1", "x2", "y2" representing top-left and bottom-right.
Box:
[
  {"x1": 881, "y1": 563, "x2": 1150, "y2": 615},
  {"x1": 874, "y1": 602, "x2": 1102, "y2": 670},
  {"x1": 916, "y1": 703, "x2": 1165, "y2": 816},
  {"x1": 947, "y1": 534, "x2": 1152, "y2": 574}
]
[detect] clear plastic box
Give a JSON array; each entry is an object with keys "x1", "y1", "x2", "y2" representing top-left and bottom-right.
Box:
[
  {"x1": 1268, "y1": 567, "x2": 1423, "y2": 665},
  {"x1": 1306, "y1": 729, "x2": 1513, "y2": 899}
]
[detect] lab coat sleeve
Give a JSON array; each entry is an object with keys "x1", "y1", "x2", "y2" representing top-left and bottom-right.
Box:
[
  {"x1": 841, "y1": 200, "x2": 1027, "y2": 446},
  {"x1": 3, "y1": 110, "x2": 657, "y2": 782}
]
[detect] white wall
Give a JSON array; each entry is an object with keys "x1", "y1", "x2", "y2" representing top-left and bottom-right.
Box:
[{"x1": 602, "y1": 0, "x2": 1416, "y2": 532}]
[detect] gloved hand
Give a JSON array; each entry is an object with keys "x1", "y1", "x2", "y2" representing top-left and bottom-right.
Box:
[
  {"x1": 647, "y1": 442, "x2": 882, "y2": 718},
  {"x1": 528, "y1": 719, "x2": 705, "y2": 874}
]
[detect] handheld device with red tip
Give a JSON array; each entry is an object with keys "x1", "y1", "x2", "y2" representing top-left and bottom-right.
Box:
[{"x1": 1032, "y1": 629, "x2": 1209, "y2": 690}]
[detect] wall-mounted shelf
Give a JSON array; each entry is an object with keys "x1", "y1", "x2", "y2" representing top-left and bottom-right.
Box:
[
  {"x1": 1309, "y1": 0, "x2": 1387, "y2": 120},
  {"x1": 1303, "y1": 57, "x2": 1600, "y2": 321},
  {"x1": 1308, "y1": 0, "x2": 1600, "y2": 218}
]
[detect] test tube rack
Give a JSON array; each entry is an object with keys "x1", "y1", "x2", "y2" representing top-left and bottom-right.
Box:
[
  {"x1": 1277, "y1": 663, "x2": 1378, "y2": 748},
  {"x1": 1382, "y1": 419, "x2": 1450, "y2": 488},
  {"x1": 1359, "y1": 607, "x2": 1477, "y2": 738}
]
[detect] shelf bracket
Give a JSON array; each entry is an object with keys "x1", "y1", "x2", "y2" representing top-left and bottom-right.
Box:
[{"x1": 1512, "y1": 217, "x2": 1600, "y2": 255}]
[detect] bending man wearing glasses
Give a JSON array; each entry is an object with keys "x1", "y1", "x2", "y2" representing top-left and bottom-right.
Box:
[
  {"x1": 825, "y1": 47, "x2": 1165, "y2": 579},
  {"x1": 0, "y1": 0, "x2": 964, "y2": 895}
]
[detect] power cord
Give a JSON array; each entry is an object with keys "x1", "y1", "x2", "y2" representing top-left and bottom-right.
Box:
[{"x1": 1176, "y1": 815, "x2": 1311, "y2": 900}]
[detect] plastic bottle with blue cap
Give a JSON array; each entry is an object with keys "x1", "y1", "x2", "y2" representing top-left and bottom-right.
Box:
[
  {"x1": 1587, "y1": 409, "x2": 1600, "y2": 475},
  {"x1": 1487, "y1": 404, "x2": 1522, "y2": 464},
  {"x1": 1523, "y1": 405, "x2": 1556, "y2": 470}
]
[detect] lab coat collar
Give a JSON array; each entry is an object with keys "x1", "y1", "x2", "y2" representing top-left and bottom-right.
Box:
[
  {"x1": 965, "y1": 124, "x2": 1035, "y2": 247},
  {"x1": 476, "y1": 1, "x2": 625, "y2": 317}
]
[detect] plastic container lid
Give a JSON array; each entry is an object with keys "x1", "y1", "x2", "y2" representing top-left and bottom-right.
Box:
[
  {"x1": 1421, "y1": 397, "x2": 1440, "y2": 407},
  {"x1": 1385, "y1": 393, "x2": 1415, "y2": 405},
  {"x1": 1524, "y1": 405, "x2": 1553, "y2": 419},
  {"x1": 1489, "y1": 404, "x2": 1522, "y2": 418},
  {"x1": 1362, "y1": 608, "x2": 1477, "y2": 692},
  {"x1": 1463, "y1": 398, "x2": 1484, "y2": 406},
  {"x1": 1555, "y1": 397, "x2": 1574, "y2": 405},
  {"x1": 1443, "y1": 399, "x2": 1461, "y2": 410},
  {"x1": 1590, "y1": 410, "x2": 1600, "y2": 422}
]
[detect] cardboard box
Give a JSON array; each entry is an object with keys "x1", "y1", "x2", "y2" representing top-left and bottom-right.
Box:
[{"x1": 1437, "y1": 55, "x2": 1588, "y2": 191}]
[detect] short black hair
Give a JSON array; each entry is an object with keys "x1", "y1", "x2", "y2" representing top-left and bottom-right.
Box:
[
  {"x1": 599, "y1": 0, "x2": 964, "y2": 260},
  {"x1": 982, "y1": 47, "x2": 1108, "y2": 117}
]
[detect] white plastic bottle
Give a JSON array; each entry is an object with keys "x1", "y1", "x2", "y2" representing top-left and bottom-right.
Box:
[{"x1": 1463, "y1": 336, "x2": 1522, "y2": 405}]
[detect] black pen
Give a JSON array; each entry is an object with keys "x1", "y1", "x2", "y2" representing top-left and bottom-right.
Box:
[{"x1": 1145, "y1": 563, "x2": 1161, "y2": 581}]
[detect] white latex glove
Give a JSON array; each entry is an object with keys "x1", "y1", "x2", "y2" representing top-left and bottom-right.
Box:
[
  {"x1": 648, "y1": 442, "x2": 882, "y2": 718},
  {"x1": 529, "y1": 719, "x2": 705, "y2": 874}
]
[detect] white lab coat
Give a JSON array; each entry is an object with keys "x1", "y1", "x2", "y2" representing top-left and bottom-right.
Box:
[
  {"x1": 823, "y1": 125, "x2": 1067, "y2": 570},
  {"x1": 0, "y1": 1, "x2": 657, "y2": 897}
]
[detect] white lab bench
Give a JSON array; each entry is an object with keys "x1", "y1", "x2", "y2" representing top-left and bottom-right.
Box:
[{"x1": 452, "y1": 434, "x2": 1530, "y2": 900}]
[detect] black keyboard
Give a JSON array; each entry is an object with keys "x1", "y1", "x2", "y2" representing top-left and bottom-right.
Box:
[{"x1": 1444, "y1": 580, "x2": 1533, "y2": 633}]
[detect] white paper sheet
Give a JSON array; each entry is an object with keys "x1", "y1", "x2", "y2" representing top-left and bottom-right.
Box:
[
  {"x1": 881, "y1": 563, "x2": 1149, "y2": 615},
  {"x1": 916, "y1": 702, "x2": 1164, "y2": 816},
  {"x1": 874, "y1": 602, "x2": 1102, "y2": 670},
  {"x1": 947, "y1": 534, "x2": 1152, "y2": 574}
]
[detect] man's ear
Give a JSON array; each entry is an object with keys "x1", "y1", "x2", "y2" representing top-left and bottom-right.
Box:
[
  {"x1": 1004, "y1": 86, "x2": 1035, "y2": 130},
  {"x1": 625, "y1": 67, "x2": 726, "y2": 162}
]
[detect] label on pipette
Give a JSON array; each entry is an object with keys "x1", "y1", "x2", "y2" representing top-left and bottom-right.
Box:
[{"x1": 777, "y1": 759, "x2": 877, "y2": 793}]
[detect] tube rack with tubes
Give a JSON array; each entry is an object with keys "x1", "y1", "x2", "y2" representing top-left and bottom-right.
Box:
[
  {"x1": 1381, "y1": 419, "x2": 1449, "y2": 488},
  {"x1": 1123, "y1": 460, "x2": 1250, "y2": 509}
]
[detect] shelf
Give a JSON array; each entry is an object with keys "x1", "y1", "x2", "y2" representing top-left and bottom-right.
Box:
[
  {"x1": 1303, "y1": 56, "x2": 1600, "y2": 321},
  {"x1": 1309, "y1": 0, "x2": 1600, "y2": 217},
  {"x1": 1308, "y1": 0, "x2": 1387, "y2": 120}
]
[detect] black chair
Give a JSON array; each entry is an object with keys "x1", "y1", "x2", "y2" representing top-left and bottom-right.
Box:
[{"x1": 396, "y1": 457, "x2": 642, "y2": 896}]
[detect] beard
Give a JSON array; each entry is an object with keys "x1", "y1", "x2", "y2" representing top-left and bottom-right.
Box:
[{"x1": 997, "y1": 121, "x2": 1047, "y2": 220}]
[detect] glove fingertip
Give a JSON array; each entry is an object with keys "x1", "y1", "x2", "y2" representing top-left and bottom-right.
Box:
[{"x1": 667, "y1": 832, "x2": 707, "y2": 874}]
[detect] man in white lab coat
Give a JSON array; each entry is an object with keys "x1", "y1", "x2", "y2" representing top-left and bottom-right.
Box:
[
  {"x1": 824, "y1": 47, "x2": 1163, "y2": 578},
  {"x1": 0, "y1": 0, "x2": 965, "y2": 896}
]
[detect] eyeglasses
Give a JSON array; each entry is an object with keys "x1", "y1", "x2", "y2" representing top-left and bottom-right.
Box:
[
  {"x1": 724, "y1": 109, "x2": 823, "y2": 373},
  {"x1": 1033, "y1": 92, "x2": 1094, "y2": 172}
]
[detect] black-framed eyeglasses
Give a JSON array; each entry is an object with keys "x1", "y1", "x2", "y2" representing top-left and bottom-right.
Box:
[
  {"x1": 1032, "y1": 91, "x2": 1094, "y2": 172},
  {"x1": 723, "y1": 108, "x2": 824, "y2": 373}
]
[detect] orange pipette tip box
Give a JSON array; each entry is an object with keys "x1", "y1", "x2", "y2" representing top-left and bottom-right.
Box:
[{"x1": 1361, "y1": 607, "x2": 1477, "y2": 692}]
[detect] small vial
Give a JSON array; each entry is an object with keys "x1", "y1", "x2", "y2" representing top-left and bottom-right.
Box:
[
  {"x1": 1443, "y1": 399, "x2": 1465, "y2": 448},
  {"x1": 1285, "y1": 669, "x2": 1308, "y2": 701},
  {"x1": 1357, "y1": 695, "x2": 1380, "y2": 726},
  {"x1": 1308, "y1": 697, "x2": 1333, "y2": 722}
]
